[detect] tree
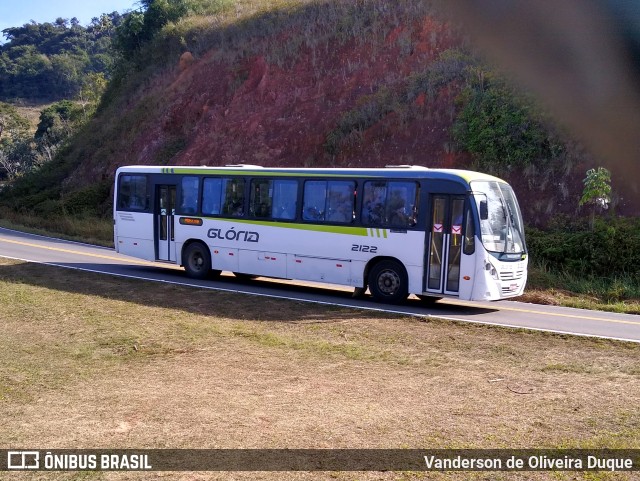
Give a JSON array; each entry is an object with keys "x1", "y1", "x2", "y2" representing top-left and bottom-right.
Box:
[
  {"x1": 0, "y1": 14, "x2": 122, "y2": 102},
  {"x1": 0, "y1": 104, "x2": 35, "y2": 180},
  {"x1": 35, "y1": 100, "x2": 83, "y2": 143},
  {"x1": 0, "y1": 134, "x2": 37, "y2": 179},
  {"x1": 579, "y1": 167, "x2": 612, "y2": 228},
  {"x1": 78, "y1": 72, "x2": 107, "y2": 115},
  {"x1": 113, "y1": 0, "x2": 189, "y2": 61},
  {"x1": 113, "y1": 11, "x2": 146, "y2": 60}
]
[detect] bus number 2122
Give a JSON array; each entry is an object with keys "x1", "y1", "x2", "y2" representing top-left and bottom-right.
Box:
[{"x1": 352, "y1": 244, "x2": 378, "y2": 253}]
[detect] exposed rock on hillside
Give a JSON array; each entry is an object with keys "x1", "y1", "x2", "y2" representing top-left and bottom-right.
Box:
[{"x1": 72, "y1": 6, "x2": 465, "y2": 181}]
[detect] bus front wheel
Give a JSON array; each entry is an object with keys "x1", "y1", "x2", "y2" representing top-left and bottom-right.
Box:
[
  {"x1": 183, "y1": 242, "x2": 213, "y2": 279},
  {"x1": 368, "y1": 260, "x2": 408, "y2": 304}
]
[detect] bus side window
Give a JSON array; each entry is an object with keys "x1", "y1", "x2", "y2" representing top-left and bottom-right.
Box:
[
  {"x1": 222, "y1": 178, "x2": 245, "y2": 217},
  {"x1": 387, "y1": 182, "x2": 418, "y2": 227},
  {"x1": 251, "y1": 179, "x2": 272, "y2": 218},
  {"x1": 326, "y1": 181, "x2": 355, "y2": 223},
  {"x1": 303, "y1": 181, "x2": 326, "y2": 221},
  {"x1": 118, "y1": 175, "x2": 148, "y2": 211},
  {"x1": 362, "y1": 181, "x2": 387, "y2": 226},
  {"x1": 272, "y1": 179, "x2": 298, "y2": 220},
  {"x1": 464, "y1": 205, "x2": 475, "y2": 255},
  {"x1": 179, "y1": 176, "x2": 199, "y2": 214},
  {"x1": 362, "y1": 181, "x2": 418, "y2": 227},
  {"x1": 202, "y1": 178, "x2": 222, "y2": 215}
]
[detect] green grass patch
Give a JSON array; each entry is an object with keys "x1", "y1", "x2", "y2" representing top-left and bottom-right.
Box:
[
  {"x1": 525, "y1": 265, "x2": 640, "y2": 314},
  {"x1": 0, "y1": 207, "x2": 113, "y2": 247}
]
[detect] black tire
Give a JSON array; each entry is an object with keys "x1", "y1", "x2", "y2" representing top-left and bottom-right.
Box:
[
  {"x1": 417, "y1": 295, "x2": 442, "y2": 304},
  {"x1": 182, "y1": 242, "x2": 212, "y2": 279},
  {"x1": 368, "y1": 260, "x2": 409, "y2": 304}
]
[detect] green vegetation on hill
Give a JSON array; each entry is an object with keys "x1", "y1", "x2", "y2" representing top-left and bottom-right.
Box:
[
  {"x1": 453, "y1": 72, "x2": 564, "y2": 170},
  {"x1": 0, "y1": 14, "x2": 123, "y2": 102}
]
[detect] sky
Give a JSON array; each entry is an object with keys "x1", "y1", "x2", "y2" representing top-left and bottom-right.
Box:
[{"x1": 0, "y1": 0, "x2": 139, "y2": 37}]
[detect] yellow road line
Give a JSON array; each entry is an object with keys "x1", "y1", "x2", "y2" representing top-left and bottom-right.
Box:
[
  {"x1": 444, "y1": 299, "x2": 640, "y2": 326},
  {"x1": 0, "y1": 237, "x2": 180, "y2": 269}
]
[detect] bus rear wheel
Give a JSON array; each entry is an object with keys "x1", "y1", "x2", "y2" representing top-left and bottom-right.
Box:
[
  {"x1": 368, "y1": 260, "x2": 408, "y2": 304},
  {"x1": 183, "y1": 242, "x2": 213, "y2": 279}
]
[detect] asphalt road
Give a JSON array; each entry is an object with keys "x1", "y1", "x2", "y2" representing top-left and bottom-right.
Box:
[{"x1": 1, "y1": 226, "x2": 639, "y2": 343}]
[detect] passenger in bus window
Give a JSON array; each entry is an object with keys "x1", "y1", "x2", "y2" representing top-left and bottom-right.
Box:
[
  {"x1": 362, "y1": 187, "x2": 375, "y2": 224},
  {"x1": 231, "y1": 201, "x2": 244, "y2": 216},
  {"x1": 366, "y1": 201, "x2": 384, "y2": 225},
  {"x1": 303, "y1": 206, "x2": 322, "y2": 221},
  {"x1": 255, "y1": 202, "x2": 269, "y2": 218},
  {"x1": 363, "y1": 182, "x2": 387, "y2": 225},
  {"x1": 388, "y1": 189, "x2": 409, "y2": 225}
]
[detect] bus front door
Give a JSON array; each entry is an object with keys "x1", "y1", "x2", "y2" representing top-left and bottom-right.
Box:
[
  {"x1": 156, "y1": 185, "x2": 177, "y2": 262},
  {"x1": 425, "y1": 195, "x2": 465, "y2": 296}
]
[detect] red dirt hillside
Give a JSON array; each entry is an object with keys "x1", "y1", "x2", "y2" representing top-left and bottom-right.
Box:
[
  {"x1": 171, "y1": 18, "x2": 459, "y2": 169},
  {"x1": 70, "y1": 3, "x2": 466, "y2": 185},
  {"x1": 66, "y1": 0, "x2": 636, "y2": 220}
]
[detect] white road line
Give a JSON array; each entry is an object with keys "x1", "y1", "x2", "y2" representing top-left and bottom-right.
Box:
[{"x1": 1, "y1": 254, "x2": 638, "y2": 344}]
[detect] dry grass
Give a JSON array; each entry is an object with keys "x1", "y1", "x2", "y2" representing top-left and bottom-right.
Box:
[
  {"x1": 0, "y1": 257, "x2": 639, "y2": 480},
  {"x1": 517, "y1": 289, "x2": 640, "y2": 315},
  {"x1": 13, "y1": 102, "x2": 52, "y2": 134}
]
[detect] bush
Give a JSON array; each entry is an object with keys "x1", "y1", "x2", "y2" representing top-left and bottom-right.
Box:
[
  {"x1": 452, "y1": 72, "x2": 563, "y2": 170},
  {"x1": 61, "y1": 181, "x2": 112, "y2": 216},
  {"x1": 526, "y1": 216, "x2": 640, "y2": 279}
]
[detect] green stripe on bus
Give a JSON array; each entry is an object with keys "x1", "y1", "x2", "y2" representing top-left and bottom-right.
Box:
[
  {"x1": 208, "y1": 218, "x2": 369, "y2": 236},
  {"x1": 366, "y1": 228, "x2": 388, "y2": 238}
]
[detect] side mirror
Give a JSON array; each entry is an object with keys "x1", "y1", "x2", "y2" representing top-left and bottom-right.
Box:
[{"x1": 479, "y1": 200, "x2": 488, "y2": 220}]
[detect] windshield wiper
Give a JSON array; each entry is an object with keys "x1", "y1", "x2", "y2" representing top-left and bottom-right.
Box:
[{"x1": 496, "y1": 190, "x2": 514, "y2": 253}]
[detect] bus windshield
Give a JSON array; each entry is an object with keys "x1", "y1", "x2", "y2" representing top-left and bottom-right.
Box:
[{"x1": 471, "y1": 181, "x2": 526, "y2": 259}]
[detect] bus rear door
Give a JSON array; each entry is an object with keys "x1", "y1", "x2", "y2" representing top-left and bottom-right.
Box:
[{"x1": 156, "y1": 184, "x2": 177, "y2": 262}]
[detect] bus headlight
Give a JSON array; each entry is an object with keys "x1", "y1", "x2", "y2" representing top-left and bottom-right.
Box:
[{"x1": 485, "y1": 260, "x2": 499, "y2": 280}]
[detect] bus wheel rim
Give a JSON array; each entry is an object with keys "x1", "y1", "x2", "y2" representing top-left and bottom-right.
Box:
[
  {"x1": 191, "y1": 252, "x2": 204, "y2": 270},
  {"x1": 378, "y1": 269, "x2": 400, "y2": 295}
]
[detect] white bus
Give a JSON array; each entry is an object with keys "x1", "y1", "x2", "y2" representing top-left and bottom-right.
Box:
[{"x1": 113, "y1": 165, "x2": 527, "y2": 303}]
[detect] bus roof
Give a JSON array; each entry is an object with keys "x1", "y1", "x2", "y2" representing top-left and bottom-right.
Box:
[{"x1": 116, "y1": 165, "x2": 505, "y2": 187}]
